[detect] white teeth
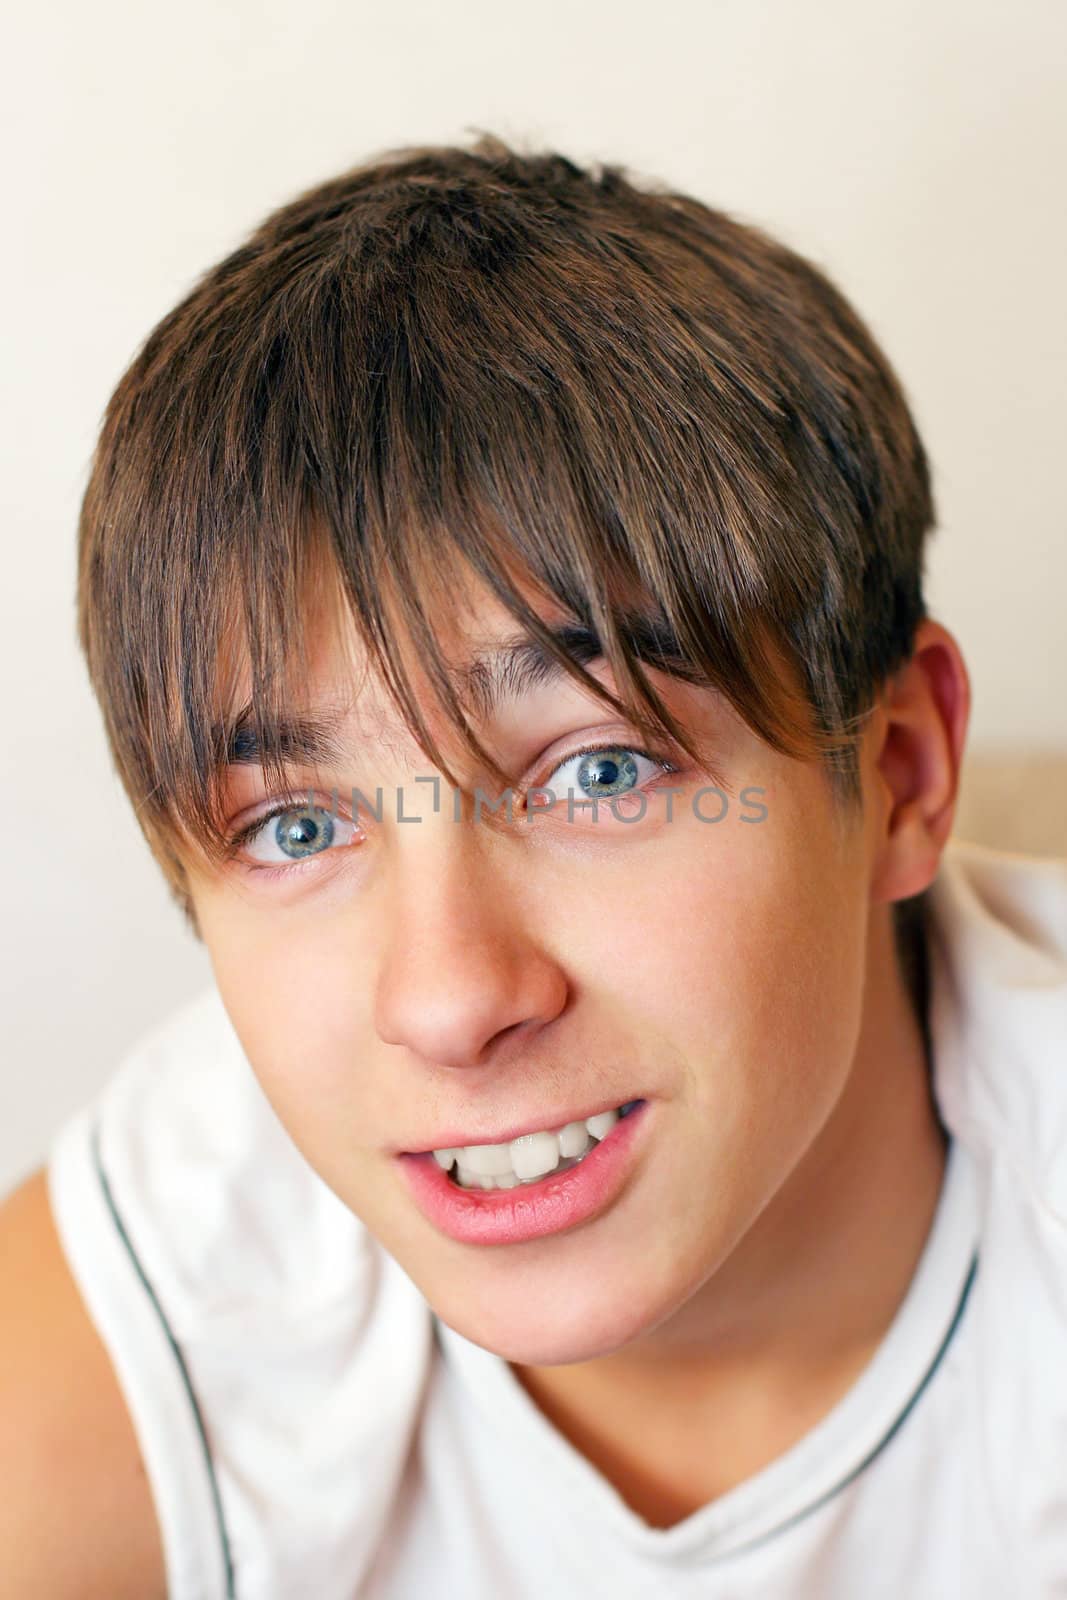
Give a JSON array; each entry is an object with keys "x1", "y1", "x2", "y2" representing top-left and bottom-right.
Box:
[
  {"x1": 434, "y1": 1102, "x2": 635, "y2": 1191},
  {"x1": 509, "y1": 1130, "x2": 562, "y2": 1181},
  {"x1": 585, "y1": 1108, "x2": 619, "y2": 1141},
  {"x1": 559, "y1": 1120, "x2": 592, "y2": 1159},
  {"x1": 461, "y1": 1142, "x2": 517, "y2": 1177}
]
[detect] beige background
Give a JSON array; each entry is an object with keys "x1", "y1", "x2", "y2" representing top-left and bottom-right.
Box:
[{"x1": 1, "y1": 0, "x2": 1065, "y2": 1192}]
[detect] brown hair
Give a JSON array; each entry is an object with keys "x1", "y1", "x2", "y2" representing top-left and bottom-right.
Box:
[{"x1": 77, "y1": 131, "x2": 934, "y2": 968}]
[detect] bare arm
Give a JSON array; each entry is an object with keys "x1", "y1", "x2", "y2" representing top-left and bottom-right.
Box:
[{"x1": 0, "y1": 1167, "x2": 168, "y2": 1600}]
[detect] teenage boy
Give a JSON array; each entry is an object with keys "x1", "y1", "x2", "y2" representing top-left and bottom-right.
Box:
[{"x1": 2, "y1": 135, "x2": 1065, "y2": 1598}]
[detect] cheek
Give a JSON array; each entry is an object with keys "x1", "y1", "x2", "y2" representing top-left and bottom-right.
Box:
[
  {"x1": 577, "y1": 803, "x2": 868, "y2": 1170},
  {"x1": 195, "y1": 899, "x2": 378, "y2": 1161}
]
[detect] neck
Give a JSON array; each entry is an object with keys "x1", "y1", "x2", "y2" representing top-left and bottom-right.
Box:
[{"x1": 511, "y1": 901, "x2": 948, "y2": 1524}]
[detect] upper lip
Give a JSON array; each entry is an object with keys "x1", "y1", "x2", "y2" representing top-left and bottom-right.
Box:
[{"x1": 401, "y1": 1097, "x2": 643, "y2": 1155}]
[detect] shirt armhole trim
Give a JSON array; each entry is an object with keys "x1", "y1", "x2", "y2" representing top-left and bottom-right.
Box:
[
  {"x1": 89, "y1": 1119, "x2": 237, "y2": 1600},
  {"x1": 45, "y1": 1101, "x2": 236, "y2": 1600}
]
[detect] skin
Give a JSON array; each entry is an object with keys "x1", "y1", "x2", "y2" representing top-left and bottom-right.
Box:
[{"x1": 184, "y1": 573, "x2": 970, "y2": 1528}]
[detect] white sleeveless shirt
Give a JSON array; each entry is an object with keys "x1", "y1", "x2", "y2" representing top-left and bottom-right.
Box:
[{"x1": 46, "y1": 838, "x2": 1067, "y2": 1597}]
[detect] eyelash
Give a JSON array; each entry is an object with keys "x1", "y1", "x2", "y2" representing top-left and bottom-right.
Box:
[{"x1": 226, "y1": 739, "x2": 683, "y2": 879}]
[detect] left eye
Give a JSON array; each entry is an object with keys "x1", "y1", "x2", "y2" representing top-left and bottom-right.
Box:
[
  {"x1": 535, "y1": 745, "x2": 673, "y2": 808},
  {"x1": 240, "y1": 803, "x2": 360, "y2": 865}
]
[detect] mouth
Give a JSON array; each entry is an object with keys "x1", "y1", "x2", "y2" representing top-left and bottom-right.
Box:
[
  {"x1": 395, "y1": 1098, "x2": 651, "y2": 1246},
  {"x1": 420, "y1": 1099, "x2": 645, "y2": 1193}
]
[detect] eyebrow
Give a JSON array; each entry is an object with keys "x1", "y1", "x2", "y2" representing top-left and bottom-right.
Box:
[{"x1": 215, "y1": 612, "x2": 685, "y2": 769}]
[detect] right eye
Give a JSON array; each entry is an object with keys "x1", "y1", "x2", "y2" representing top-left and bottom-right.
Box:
[{"x1": 238, "y1": 803, "x2": 361, "y2": 866}]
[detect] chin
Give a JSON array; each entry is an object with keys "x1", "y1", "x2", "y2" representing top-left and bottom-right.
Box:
[{"x1": 429, "y1": 1277, "x2": 664, "y2": 1368}]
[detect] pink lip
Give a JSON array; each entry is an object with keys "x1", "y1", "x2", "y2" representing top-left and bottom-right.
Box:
[{"x1": 395, "y1": 1100, "x2": 650, "y2": 1246}]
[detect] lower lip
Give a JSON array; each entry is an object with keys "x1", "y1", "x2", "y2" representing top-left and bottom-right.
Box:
[{"x1": 396, "y1": 1101, "x2": 650, "y2": 1246}]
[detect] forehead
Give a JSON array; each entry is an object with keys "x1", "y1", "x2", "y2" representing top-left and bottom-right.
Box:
[{"x1": 212, "y1": 561, "x2": 657, "y2": 774}]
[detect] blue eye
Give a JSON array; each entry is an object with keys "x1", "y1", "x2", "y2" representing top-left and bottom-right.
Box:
[
  {"x1": 537, "y1": 744, "x2": 676, "y2": 808},
  {"x1": 238, "y1": 803, "x2": 360, "y2": 865}
]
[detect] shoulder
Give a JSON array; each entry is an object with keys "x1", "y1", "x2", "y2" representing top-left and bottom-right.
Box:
[
  {"x1": 60, "y1": 984, "x2": 375, "y2": 1324},
  {"x1": 930, "y1": 838, "x2": 1067, "y2": 969},
  {"x1": 927, "y1": 839, "x2": 1067, "y2": 1213},
  {"x1": 907, "y1": 845, "x2": 1067, "y2": 1574},
  {"x1": 45, "y1": 986, "x2": 435, "y2": 1598},
  {"x1": 0, "y1": 1167, "x2": 167, "y2": 1598}
]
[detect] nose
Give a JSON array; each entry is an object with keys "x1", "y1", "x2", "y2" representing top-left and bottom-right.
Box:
[{"x1": 373, "y1": 825, "x2": 569, "y2": 1070}]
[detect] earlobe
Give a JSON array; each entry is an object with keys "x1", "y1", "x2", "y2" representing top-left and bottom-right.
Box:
[{"x1": 868, "y1": 620, "x2": 972, "y2": 907}]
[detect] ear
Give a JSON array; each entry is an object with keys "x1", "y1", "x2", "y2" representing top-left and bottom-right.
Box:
[{"x1": 867, "y1": 619, "x2": 971, "y2": 907}]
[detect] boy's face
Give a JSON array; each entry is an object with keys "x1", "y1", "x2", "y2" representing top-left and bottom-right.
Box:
[{"x1": 187, "y1": 577, "x2": 883, "y2": 1367}]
